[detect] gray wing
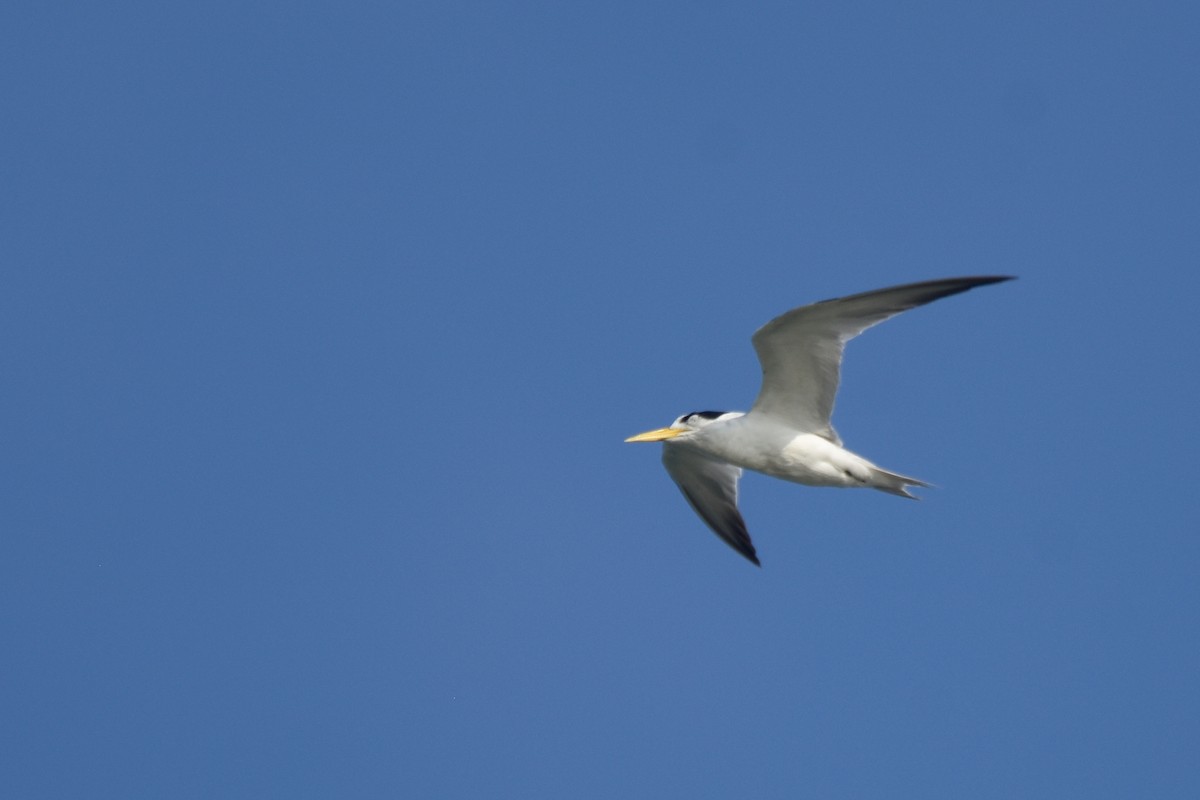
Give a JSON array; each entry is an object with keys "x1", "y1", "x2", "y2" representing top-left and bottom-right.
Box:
[
  {"x1": 749, "y1": 276, "x2": 1013, "y2": 442},
  {"x1": 662, "y1": 444, "x2": 759, "y2": 566}
]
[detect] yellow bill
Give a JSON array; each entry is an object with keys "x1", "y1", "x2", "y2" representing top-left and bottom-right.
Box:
[{"x1": 624, "y1": 427, "x2": 686, "y2": 443}]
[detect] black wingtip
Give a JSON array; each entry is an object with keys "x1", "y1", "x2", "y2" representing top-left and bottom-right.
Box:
[
  {"x1": 928, "y1": 275, "x2": 1016, "y2": 296},
  {"x1": 809, "y1": 275, "x2": 1016, "y2": 311},
  {"x1": 956, "y1": 275, "x2": 1017, "y2": 293},
  {"x1": 719, "y1": 535, "x2": 759, "y2": 566},
  {"x1": 720, "y1": 535, "x2": 760, "y2": 566},
  {"x1": 896, "y1": 275, "x2": 1016, "y2": 309}
]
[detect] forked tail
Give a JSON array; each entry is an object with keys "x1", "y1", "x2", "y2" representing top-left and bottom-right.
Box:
[{"x1": 870, "y1": 467, "x2": 932, "y2": 499}]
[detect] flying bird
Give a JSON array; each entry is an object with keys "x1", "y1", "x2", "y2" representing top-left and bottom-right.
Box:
[{"x1": 626, "y1": 276, "x2": 1013, "y2": 565}]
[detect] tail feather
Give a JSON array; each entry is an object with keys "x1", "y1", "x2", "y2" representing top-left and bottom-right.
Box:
[{"x1": 870, "y1": 467, "x2": 932, "y2": 499}]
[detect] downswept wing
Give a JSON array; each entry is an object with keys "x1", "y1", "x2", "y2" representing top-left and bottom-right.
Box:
[
  {"x1": 662, "y1": 444, "x2": 759, "y2": 566},
  {"x1": 749, "y1": 276, "x2": 1013, "y2": 442}
]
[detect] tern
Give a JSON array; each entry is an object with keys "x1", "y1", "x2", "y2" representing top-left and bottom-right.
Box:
[{"x1": 626, "y1": 276, "x2": 1013, "y2": 565}]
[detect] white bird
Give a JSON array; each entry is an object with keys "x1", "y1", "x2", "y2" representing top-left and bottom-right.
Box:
[{"x1": 626, "y1": 276, "x2": 1013, "y2": 565}]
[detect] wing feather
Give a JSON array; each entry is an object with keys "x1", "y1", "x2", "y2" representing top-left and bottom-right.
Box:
[
  {"x1": 749, "y1": 276, "x2": 1013, "y2": 439},
  {"x1": 662, "y1": 444, "x2": 759, "y2": 566}
]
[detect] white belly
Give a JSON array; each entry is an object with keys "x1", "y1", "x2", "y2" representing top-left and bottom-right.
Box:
[{"x1": 692, "y1": 418, "x2": 875, "y2": 488}]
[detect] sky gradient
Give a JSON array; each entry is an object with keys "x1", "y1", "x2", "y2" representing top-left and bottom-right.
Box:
[{"x1": 3, "y1": 2, "x2": 1198, "y2": 798}]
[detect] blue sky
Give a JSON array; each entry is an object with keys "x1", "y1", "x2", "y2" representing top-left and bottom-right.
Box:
[{"x1": 2, "y1": 2, "x2": 1198, "y2": 797}]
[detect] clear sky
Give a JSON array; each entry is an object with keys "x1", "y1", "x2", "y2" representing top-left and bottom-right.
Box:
[{"x1": 3, "y1": 2, "x2": 1198, "y2": 798}]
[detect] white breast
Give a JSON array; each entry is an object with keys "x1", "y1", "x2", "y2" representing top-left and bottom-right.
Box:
[{"x1": 691, "y1": 417, "x2": 872, "y2": 489}]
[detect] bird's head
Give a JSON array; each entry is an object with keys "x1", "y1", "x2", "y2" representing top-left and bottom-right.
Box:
[{"x1": 624, "y1": 410, "x2": 736, "y2": 442}]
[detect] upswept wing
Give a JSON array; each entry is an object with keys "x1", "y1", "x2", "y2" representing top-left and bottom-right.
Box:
[
  {"x1": 662, "y1": 445, "x2": 759, "y2": 566},
  {"x1": 749, "y1": 276, "x2": 1013, "y2": 441}
]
